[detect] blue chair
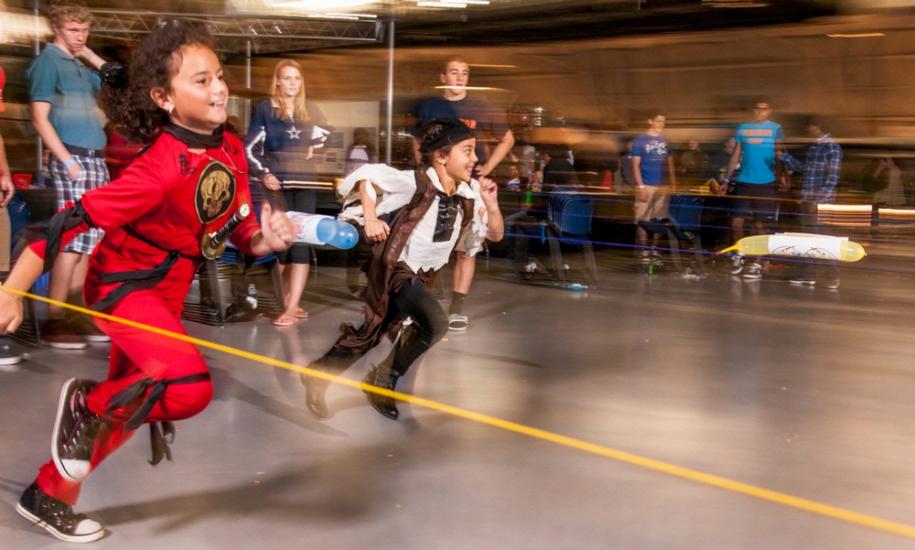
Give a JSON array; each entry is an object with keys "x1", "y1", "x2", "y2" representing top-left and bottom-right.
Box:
[
  {"x1": 638, "y1": 194, "x2": 705, "y2": 272},
  {"x1": 544, "y1": 192, "x2": 599, "y2": 284}
]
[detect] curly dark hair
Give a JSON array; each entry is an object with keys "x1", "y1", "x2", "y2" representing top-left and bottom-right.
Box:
[{"x1": 100, "y1": 19, "x2": 215, "y2": 144}]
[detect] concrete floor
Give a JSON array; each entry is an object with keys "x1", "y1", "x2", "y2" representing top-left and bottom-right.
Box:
[{"x1": 2, "y1": 254, "x2": 915, "y2": 549}]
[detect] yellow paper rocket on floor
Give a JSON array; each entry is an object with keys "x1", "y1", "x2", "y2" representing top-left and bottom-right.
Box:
[{"x1": 719, "y1": 233, "x2": 866, "y2": 262}]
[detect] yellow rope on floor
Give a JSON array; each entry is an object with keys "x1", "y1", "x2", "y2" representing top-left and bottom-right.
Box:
[{"x1": 4, "y1": 285, "x2": 915, "y2": 540}]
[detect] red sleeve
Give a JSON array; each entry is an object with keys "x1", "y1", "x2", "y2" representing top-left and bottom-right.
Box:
[
  {"x1": 29, "y1": 140, "x2": 169, "y2": 261},
  {"x1": 79, "y1": 145, "x2": 168, "y2": 231}
]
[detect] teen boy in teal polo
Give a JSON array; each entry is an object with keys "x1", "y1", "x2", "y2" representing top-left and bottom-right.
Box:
[{"x1": 27, "y1": 0, "x2": 113, "y2": 347}]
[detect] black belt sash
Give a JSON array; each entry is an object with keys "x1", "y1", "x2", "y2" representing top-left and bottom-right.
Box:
[
  {"x1": 41, "y1": 203, "x2": 94, "y2": 274},
  {"x1": 106, "y1": 372, "x2": 211, "y2": 465},
  {"x1": 91, "y1": 225, "x2": 200, "y2": 312}
]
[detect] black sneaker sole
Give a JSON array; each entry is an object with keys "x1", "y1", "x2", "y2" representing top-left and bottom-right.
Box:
[
  {"x1": 51, "y1": 378, "x2": 91, "y2": 483},
  {"x1": 15, "y1": 502, "x2": 105, "y2": 543}
]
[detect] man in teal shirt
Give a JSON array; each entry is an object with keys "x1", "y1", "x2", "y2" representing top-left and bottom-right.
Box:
[
  {"x1": 719, "y1": 98, "x2": 784, "y2": 279},
  {"x1": 27, "y1": 0, "x2": 112, "y2": 347}
]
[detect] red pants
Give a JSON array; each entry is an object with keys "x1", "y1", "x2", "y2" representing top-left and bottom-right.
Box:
[{"x1": 36, "y1": 291, "x2": 213, "y2": 505}]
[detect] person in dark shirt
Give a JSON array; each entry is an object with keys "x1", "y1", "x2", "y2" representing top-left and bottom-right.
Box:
[{"x1": 412, "y1": 56, "x2": 514, "y2": 332}]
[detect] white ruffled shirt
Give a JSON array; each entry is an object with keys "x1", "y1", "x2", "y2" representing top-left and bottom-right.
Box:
[{"x1": 338, "y1": 164, "x2": 489, "y2": 272}]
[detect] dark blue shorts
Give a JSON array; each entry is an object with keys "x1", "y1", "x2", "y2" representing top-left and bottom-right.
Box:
[{"x1": 731, "y1": 182, "x2": 777, "y2": 221}]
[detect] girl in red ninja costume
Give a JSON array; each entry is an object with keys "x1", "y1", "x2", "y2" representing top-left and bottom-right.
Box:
[{"x1": 0, "y1": 20, "x2": 293, "y2": 543}]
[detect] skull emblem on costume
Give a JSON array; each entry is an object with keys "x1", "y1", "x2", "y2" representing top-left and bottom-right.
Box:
[{"x1": 201, "y1": 170, "x2": 231, "y2": 219}]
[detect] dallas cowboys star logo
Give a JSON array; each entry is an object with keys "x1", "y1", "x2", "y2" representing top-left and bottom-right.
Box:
[{"x1": 287, "y1": 126, "x2": 302, "y2": 140}]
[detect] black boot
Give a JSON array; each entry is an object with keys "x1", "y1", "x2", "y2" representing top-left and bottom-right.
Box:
[{"x1": 363, "y1": 364, "x2": 401, "y2": 420}]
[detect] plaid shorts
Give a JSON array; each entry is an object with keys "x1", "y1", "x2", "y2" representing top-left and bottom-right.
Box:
[{"x1": 50, "y1": 154, "x2": 110, "y2": 254}]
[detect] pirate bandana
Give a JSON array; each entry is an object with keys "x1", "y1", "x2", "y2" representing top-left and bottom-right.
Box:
[{"x1": 418, "y1": 118, "x2": 474, "y2": 154}]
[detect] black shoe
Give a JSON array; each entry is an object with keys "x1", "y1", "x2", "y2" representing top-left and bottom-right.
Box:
[
  {"x1": 0, "y1": 341, "x2": 23, "y2": 366},
  {"x1": 16, "y1": 482, "x2": 105, "y2": 543},
  {"x1": 302, "y1": 372, "x2": 331, "y2": 420},
  {"x1": 41, "y1": 319, "x2": 88, "y2": 350},
  {"x1": 66, "y1": 315, "x2": 110, "y2": 343},
  {"x1": 52, "y1": 378, "x2": 105, "y2": 483},
  {"x1": 363, "y1": 364, "x2": 401, "y2": 420}
]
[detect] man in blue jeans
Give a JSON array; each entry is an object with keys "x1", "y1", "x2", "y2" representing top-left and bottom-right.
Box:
[{"x1": 718, "y1": 98, "x2": 785, "y2": 280}]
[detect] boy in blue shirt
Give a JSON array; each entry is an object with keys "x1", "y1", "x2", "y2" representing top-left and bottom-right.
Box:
[
  {"x1": 632, "y1": 111, "x2": 677, "y2": 263},
  {"x1": 719, "y1": 98, "x2": 785, "y2": 279}
]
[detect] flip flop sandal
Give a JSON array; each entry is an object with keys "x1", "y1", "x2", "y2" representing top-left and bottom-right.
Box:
[
  {"x1": 272, "y1": 313, "x2": 299, "y2": 327},
  {"x1": 293, "y1": 307, "x2": 309, "y2": 319}
]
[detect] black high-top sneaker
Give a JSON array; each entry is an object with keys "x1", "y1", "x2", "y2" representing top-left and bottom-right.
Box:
[
  {"x1": 52, "y1": 378, "x2": 105, "y2": 483},
  {"x1": 16, "y1": 482, "x2": 105, "y2": 543},
  {"x1": 363, "y1": 364, "x2": 401, "y2": 420}
]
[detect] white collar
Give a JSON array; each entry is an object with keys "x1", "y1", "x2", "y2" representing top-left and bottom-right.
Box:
[{"x1": 424, "y1": 166, "x2": 475, "y2": 199}]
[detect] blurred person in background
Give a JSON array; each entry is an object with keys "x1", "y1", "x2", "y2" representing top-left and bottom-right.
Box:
[
  {"x1": 246, "y1": 59, "x2": 328, "y2": 326},
  {"x1": 509, "y1": 144, "x2": 579, "y2": 276},
  {"x1": 872, "y1": 156, "x2": 905, "y2": 206},
  {"x1": 413, "y1": 56, "x2": 514, "y2": 332},
  {"x1": 344, "y1": 127, "x2": 376, "y2": 176},
  {"x1": 677, "y1": 138, "x2": 710, "y2": 187},
  {"x1": 718, "y1": 98, "x2": 784, "y2": 280},
  {"x1": 779, "y1": 116, "x2": 842, "y2": 289},
  {"x1": 28, "y1": 0, "x2": 114, "y2": 348},
  {"x1": 710, "y1": 137, "x2": 738, "y2": 187},
  {"x1": 631, "y1": 110, "x2": 676, "y2": 264},
  {"x1": 617, "y1": 137, "x2": 637, "y2": 193},
  {"x1": 0, "y1": 65, "x2": 23, "y2": 366},
  {"x1": 343, "y1": 128, "x2": 376, "y2": 299}
]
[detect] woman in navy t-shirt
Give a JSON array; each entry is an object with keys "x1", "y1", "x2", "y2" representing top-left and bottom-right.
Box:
[{"x1": 245, "y1": 59, "x2": 328, "y2": 326}]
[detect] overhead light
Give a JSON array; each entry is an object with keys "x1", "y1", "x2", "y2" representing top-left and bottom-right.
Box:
[
  {"x1": 435, "y1": 85, "x2": 505, "y2": 92},
  {"x1": 418, "y1": 1, "x2": 467, "y2": 7},
  {"x1": 470, "y1": 63, "x2": 518, "y2": 69},
  {"x1": 703, "y1": 0, "x2": 770, "y2": 7},
  {"x1": 416, "y1": 0, "x2": 490, "y2": 8},
  {"x1": 306, "y1": 12, "x2": 361, "y2": 20},
  {"x1": 827, "y1": 32, "x2": 886, "y2": 38},
  {"x1": 234, "y1": 0, "x2": 377, "y2": 12}
]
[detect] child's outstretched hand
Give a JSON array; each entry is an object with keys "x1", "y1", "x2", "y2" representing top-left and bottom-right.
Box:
[
  {"x1": 0, "y1": 290, "x2": 23, "y2": 335},
  {"x1": 479, "y1": 176, "x2": 498, "y2": 205},
  {"x1": 260, "y1": 202, "x2": 294, "y2": 252}
]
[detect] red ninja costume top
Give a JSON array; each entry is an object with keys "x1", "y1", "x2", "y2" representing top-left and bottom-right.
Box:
[{"x1": 31, "y1": 124, "x2": 260, "y2": 311}]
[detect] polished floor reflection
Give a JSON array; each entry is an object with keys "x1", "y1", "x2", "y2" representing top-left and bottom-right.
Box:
[{"x1": 1, "y1": 255, "x2": 914, "y2": 549}]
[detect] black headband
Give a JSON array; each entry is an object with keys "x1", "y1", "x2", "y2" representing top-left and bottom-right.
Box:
[{"x1": 419, "y1": 119, "x2": 474, "y2": 154}]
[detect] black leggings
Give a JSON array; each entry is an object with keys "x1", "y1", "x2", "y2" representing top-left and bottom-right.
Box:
[
  {"x1": 280, "y1": 188, "x2": 315, "y2": 265},
  {"x1": 318, "y1": 279, "x2": 449, "y2": 377}
]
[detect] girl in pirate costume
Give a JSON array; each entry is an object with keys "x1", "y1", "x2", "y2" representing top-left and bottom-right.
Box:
[
  {"x1": 304, "y1": 119, "x2": 504, "y2": 421},
  {"x1": 0, "y1": 21, "x2": 293, "y2": 543}
]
